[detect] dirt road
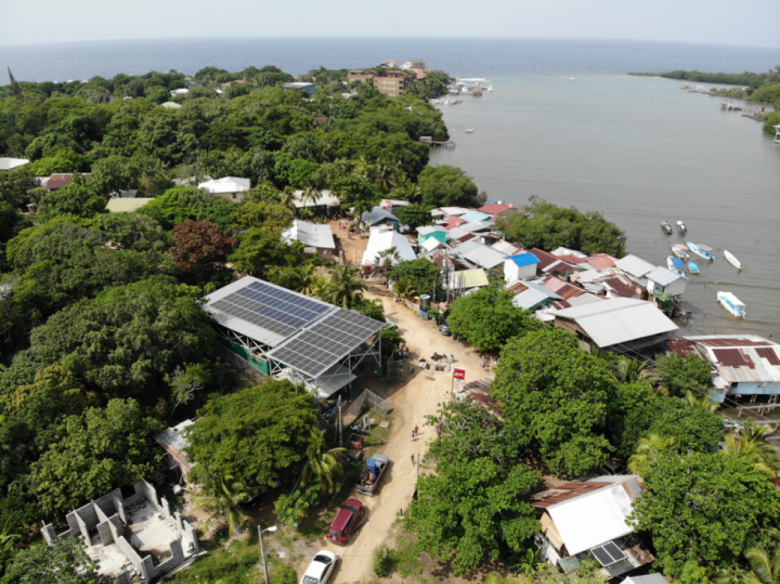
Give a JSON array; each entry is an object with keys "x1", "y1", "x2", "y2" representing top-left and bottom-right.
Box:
[{"x1": 310, "y1": 292, "x2": 487, "y2": 584}]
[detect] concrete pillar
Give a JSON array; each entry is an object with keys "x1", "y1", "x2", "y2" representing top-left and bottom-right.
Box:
[
  {"x1": 97, "y1": 521, "x2": 113, "y2": 545},
  {"x1": 168, "y1": 538, "x2": 184, "y2": 564},
  {"x1": 41, "y1": 523, "x2": 57, "y2": 545},
  {"x1": 111, "y1": 490, "x2": 127, "y2": 524},
  {"x1": 65, "y1": 512, "x2": 79, "y2": 536},
  {"x1": 184, "y1": 522, "x2": 199, "y2": 553},
  {"x1": 161, "y1": 497, "x2": 171, "y2": 521},
  {"x1": 116, "y1": 571, "x2": 132, "y2": 584},
  {"x1": 174, "y1": 511, "x2": 183, "y2": 532},
  {"x1": 140, "y1": 555, "x2": 155, "y2": 582},
  {"x1": 75, "y1": 513, "x2": 90, "y2": 543}
]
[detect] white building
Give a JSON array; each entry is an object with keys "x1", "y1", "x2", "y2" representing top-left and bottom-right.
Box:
[
  {"x1": 361, "y1": 229, "x2": 417, "y2": 267},
  {"x1": 0, "y1": 157, "x2": 29, "y2": 171},
  {"x1": 401, "y1": 60, "x2": 426, "y2": 70},
  {"x1": 504, "y1": 252, "x2": 540, "y2": 283},
  {"x1": 282, "y1": 220, "x2": 336, "y2": 259},
  {"x1": 198, "y1": 176, "x2": 251, "y2": 202}
]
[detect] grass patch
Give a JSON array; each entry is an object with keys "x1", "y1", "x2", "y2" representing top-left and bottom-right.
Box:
[
  {"x1": 172, "y1": 537, "x2": 260, "y2": 584},
  {"x1": 363, "y1": 413, "x2": 392, "y2": 454}
]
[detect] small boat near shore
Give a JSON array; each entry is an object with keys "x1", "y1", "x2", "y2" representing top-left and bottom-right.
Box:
[
  {"x1": 660, "y1": 221, "x2": 673, "y2": 234},
  {"x1": 717, "y1": 291, "x2": 747, "y2": 318},
  {"x1": 672, "y1": 245, "x2": 689, "y2": 260},
  {"x1": 687, "y1": 242, "x2": 714, "y2": 262},
  {"x1": 667, "y1": 256, "x2": 685, "y2": 274},
  {"x1": 688, "y1": 262, "x2": 700, "y2": 275},
  {"x1": 676, "y1": 220, "x2": 687, "y2": 234},
  {"x1": 724, "y1": 250, "x2": 742, "y2": 270},
  {"x1": 465, "y1": 129, "x2": 474, "y2": 133}
]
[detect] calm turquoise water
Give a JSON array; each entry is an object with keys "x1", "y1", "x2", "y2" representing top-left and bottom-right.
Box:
[{"x1": 2, "y1": 38, "x2": 778, "y2": 338}]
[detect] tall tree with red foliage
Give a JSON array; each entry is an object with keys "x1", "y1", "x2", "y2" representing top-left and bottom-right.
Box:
[{"x1": 170, "y1": 219, "x2": 237, "y2": 283}]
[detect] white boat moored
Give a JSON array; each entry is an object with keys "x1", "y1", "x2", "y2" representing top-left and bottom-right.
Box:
[
  {"x1": 717, "y1": 291, "x2": 747, "y2": 318},
  {"x1": 724, "y1": 250, "x2": 742, "y2": 270}
]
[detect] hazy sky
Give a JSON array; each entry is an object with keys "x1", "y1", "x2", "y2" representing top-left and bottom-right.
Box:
[{"x1": 1, "y1": 0, "x2": 778, "y2": 48}]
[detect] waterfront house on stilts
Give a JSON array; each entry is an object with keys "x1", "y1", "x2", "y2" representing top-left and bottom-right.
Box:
[{"x1": 774, "y1": 125, "x2": 780, "y2": 144}]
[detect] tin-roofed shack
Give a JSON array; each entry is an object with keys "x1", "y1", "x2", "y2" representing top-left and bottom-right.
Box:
[{"x1": 155, "y1": 420, "x2": 195, "y2": 480}]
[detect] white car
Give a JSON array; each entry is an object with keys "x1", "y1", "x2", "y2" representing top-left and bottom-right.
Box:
[{"x1": 300, "y1": 550, "x2": 337, "y2": 584}]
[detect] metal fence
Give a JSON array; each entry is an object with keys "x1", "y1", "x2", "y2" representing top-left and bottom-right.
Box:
[
  {"x1": 386, "y1": 356, "x2": 404, "y2": 380},
  {"x1": 366, "y1": 389, "x2": 388, "y2": 416},
  {"x1": 341, "y1": 391, "x2": 366, "y2": 427}
]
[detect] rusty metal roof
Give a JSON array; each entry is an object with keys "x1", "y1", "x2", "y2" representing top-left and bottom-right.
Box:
[
  {"x1": 542, "y1": 275, "x2": 586, "y2": 299},
  {"x1": 586, "y1": 253, "x2": 619, "y2": 271},
  {"x1": 601, "y1": 276, "x2": 640, "y2": 298},
  {"x1": 667, "y1": 338, "x2": 696, "y2": 358},
  {"x1": 528, "y1": 248, "x2": 560, "y2": 271},
  {"x1": 687, "y1": 335, "x2": 780, "y2": 385}
]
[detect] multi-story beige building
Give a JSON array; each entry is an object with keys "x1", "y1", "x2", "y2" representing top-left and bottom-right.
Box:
[{"x1": 348, "y1": 70, "x2": 415, "y2": 97}]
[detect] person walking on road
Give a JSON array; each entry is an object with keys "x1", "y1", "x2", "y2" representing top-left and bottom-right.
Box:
[
  {"x1": 411, "y1": 454, "x2": 415, "y2": 465},
  {"x1": 411, "y1": 427, "x2": 416, "y2": 441}
]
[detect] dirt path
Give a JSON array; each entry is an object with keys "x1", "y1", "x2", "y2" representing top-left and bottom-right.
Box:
[{"x1": 309, "y1": 292, "x2": 487, "y2": 584}]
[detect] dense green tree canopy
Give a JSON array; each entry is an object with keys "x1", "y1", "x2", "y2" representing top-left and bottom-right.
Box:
[
  {"x1": 409, "y1": 401, "x2": 539, "y2": 575},
  {"x1": 417, "y1": 165, "x2": 484, "y2": 208},
  {"x1": 394, "y1": 203, "x2": 434, "y2": 230},
  {"x1": 631, "y1": 450, "x2": 780, "y2": 576},
  {"x1": 651, "y1": 352, "x2": 715, "y2": 398},
  {"x1": 447, "y1": 287, "x2": 541, "y2": 352},
  {"x1": 497, "y1": 196, "x2": 627, "y2": 257},
  {"x1": 185, "y1": 381, "x2": 317, "y2": 489},
  {"x1": 30, "y1": 398, "x2": 163, "y2": 514},
  {"x1": 387, "y1": 258, "x2": 442, "y2": 298},
  {"x1": 492, "y1": 328, "x2": 615, "y2": 477},
  {"x1": 3, "y1": 535, "x2": 98, "y2": 584}
]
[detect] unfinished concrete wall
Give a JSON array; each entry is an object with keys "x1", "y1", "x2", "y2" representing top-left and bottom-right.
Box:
[
  {"x1": 114, "y1": 534, "x2": 143, "y2": 574},
  {"x1": 116, "y1": 571, "x2": 132, "y2": 584},
  {"x1": 154, "y1": 539, "x2": 185, "y2": 577},
  {"x1": 74, "y1": 500, "x2": 99, "y2": 531}
]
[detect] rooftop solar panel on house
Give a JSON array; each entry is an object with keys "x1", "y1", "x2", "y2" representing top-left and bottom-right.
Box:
[{"x1": 589, "y1": 541, "x2": 627, "y2": 567}]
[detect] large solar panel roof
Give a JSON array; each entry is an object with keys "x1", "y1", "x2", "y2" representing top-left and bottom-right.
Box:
[
  {"x1": 268, "y1": 308, "x2": 385, "y2": 378},
  {"x1": 204, "y1": 277, "x2": 333, "y2": 347}
]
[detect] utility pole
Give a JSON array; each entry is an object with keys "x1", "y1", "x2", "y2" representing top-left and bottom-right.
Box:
[
  {"x1": 258, "y1": 525, "x2": 277, "y2": 584},
  {"x1": 338, "y1": 396, "x2": 343, "y2": 446}
]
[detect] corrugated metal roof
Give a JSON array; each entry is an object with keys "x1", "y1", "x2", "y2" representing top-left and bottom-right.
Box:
[
  {"x1": 531, "y1": 476, "x2": 641, "y2": 556},
  {"x1": 491, "y1": 240, "x2": 520, "y2": 255},
  {"x1": 646, "y1": 267, "x2": 682, "y2": 287},
  {"x1": 282, "y1": 220, "x2": 335, "y2": 249},
  {"x1": 455, "y1": 240, "x2": 507, "y2": 269},
  {"x1": 478, "y1": 203, "x2": 518, "y2": 215},
  {"x1": 449, "y1": 269, "x2": 489, "y2": 290},
  {"x1": 199, "y1": 176, "x2": 251, "y2": 194},
  {"x1": 0, "y1": 157, "x2": 29, "y2": 171},
  {"x1": 361, "y1": 206, "x2": 399, "y2": 226},
  {"x1": 361, "y1": 230, "x2": 417, "y2": 266},
  {"x1": 601, "y1": 275, "x2": 641, "y2": 298},
  {"x1": 105, "y1": 198, "x2": 154, "y2": 213},
  {"x1": 687, "y1": 335, "x2": 780, "y2": 384},
  {"x1": 586, "y1": 253, "x2": 619, "y2": 271},
  {"x1": 154, "y1": 420, "x2": 195, "y2": 473},
  {"x1": 459, "y1": 210, "x2": 492, "y2": 223},
  {"x1": 442, "y1": 216, "x2": 467, "y2": 229},
  {"x1": 507, "y1": 253, "x2": 540, "y2": 267},
  {"x1": 554, "y1": 298, "x2": 677, "y2": 348},
  {"x1": 550, "y1": 247, "x2": 588, "y2": 259},
  {"x1": 417, "y1": 225, "x2": 447, "y2": 235},
  {"x1": 615, "y1": 254, "x2": 656, "y2": 278},
  {"x1": 293, "y1": 190, "x2": 341, "y2": 208}
]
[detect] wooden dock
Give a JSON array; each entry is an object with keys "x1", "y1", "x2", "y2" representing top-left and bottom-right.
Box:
[{"x1": 419, "y1": 136, "x2": 456, "y2": 148}]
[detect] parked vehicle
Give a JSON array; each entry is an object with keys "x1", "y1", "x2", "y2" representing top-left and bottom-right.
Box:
[
  {"x1": 301, "y1": 551, "x2": 337, "y2": 584},
  {"x1": 326, "y1": 499, "x2": 364, "y2": 545},
  {"x1": 439, "y1": 322, "x2": 451, "y2": 336},
  {"x1": 355, "y1": 454, "x2": 390, "y2": 497}
]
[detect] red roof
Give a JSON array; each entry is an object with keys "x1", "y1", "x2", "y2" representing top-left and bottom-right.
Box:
[
  {"x1": 586, "y1": 253, "x2": 619, "y2": 270},
  {"x1": 45, "y1": 173, "x2": 87, "y2": 190},
  {"x1": 542, "y1": 275, "x2": 586, "y2": 299},
  {"x1": 666, "y1": 339, "x2": 696, "y2": 358},
  {"x1": 555, "y1": 254, "x2": 586, "y2": 265},
  {"x1": 544, "y1": 260, "x2": 576, "y2": 275},
  {"x1": 478, "y1": 203, "x2": 518, "y2": 216},
  {"x1": 442, "y1": 216, "x2": 467, "y2": 230},
  {"x1": 602, "y1": 276, "x2": 640, "y2": 298},
  {"x1": 713, "y1": 348, "x2": 755, "y2": 369},
  {"x1": 507, "y1": 281, "x2": 529, "y2": 295}
]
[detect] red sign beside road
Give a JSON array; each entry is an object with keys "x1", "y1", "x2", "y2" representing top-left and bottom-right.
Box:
[{"x1": 453, "y1": 367, "x2": 466, "y2": 380}]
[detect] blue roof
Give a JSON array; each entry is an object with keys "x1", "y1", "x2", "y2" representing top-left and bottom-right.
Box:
[
  {"x1": 670, "y1": 257, "x2": 684, "y2": 267},
  {"x1": 459, "y1": 210, "x2": 492, "y2": 223},
  {"x1": 507, "y1": 253, "x2": 540, "y2": 267}
]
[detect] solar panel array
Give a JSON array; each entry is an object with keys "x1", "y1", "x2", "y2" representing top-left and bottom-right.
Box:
[
  {"x1": 209, "y1": 280, "x2": 331, "y2": 341},
  {"x1": 589, "y1": 541, "x2": 627, "y2": 567},
  {"x1": 269, "y1": 309, "x2": 385, "y2": 377}
]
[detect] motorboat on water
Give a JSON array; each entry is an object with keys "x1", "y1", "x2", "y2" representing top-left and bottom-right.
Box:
[
  {"x1": 465, "y1": 129, "x2": 474, "y2": 133},
  {"x1": 667, "y1": 256, "x2": 685, "y2": 274},
  {"x1": 688, "y1": 262, "x2": 700, "y2": 275},
  {"x1": 724, "y1": 250, "x2": 742, "y2": 270},
  {"x1": 660, "y1": 221, "x2": 673, "y2": 234},
  {"x1": 717, "y1": 291, "x2": 747, "y2": 318},
  {"x1": 687, "y1": 242, "x2": 714, "y2": 262},
  {"x1": 676, "y1": 221, "x2": 687, "y2": 234},
  {"x1": 672, "y1": 245, "x2": 689, "y2": 260}
]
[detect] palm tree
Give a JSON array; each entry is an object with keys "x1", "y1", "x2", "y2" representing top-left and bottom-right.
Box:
[
  {"x1": 610, "y1": 356, "x2": 647, "y2": 383},
  {"x1": 372, "y1": 247, "x2": 401, "y2": 282},
  {"x1": 301, "y1": 428, "x2": 347, "y2": 492},
  {"x1": 745, "y1": 529, "x2": 780, "y2": 584},
  {"x1": 394, "y1": 181, "x2": 422, "y2": 203},
  {"x1": 684, "y1": 389, "x2": 720, "y2": 412},
  {"x1": 322, "y1": 264, "x2": 368, "y2": 309},
  {"x1": 394, "y1": 278, "x2": 417, "y2": 301},
  {"x1": 722, "y1": 421, "x2": 780, "y2": 477},
  {"x1": 627, "y1": 434, "x2": 677, "y2": 474},
  {"x1": 280, "y1": 187, "x2": 298, "y2": 213},
  {"x1": 191, "y1": 467, "x2": 253, "y2": 536},
  {"x1": 298, "y1": 264, "x2": 320, "y2": 297}
]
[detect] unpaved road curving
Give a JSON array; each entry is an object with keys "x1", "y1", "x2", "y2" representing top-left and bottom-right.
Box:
[{"x1": 307, "y1": 292, "x2": 488, "y2": 584}]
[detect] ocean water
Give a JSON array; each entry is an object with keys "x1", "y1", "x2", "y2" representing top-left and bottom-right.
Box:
[{"x1": 1, "y1": 38, "x2": 779, "y2": 339}]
